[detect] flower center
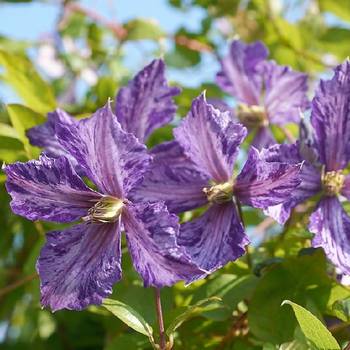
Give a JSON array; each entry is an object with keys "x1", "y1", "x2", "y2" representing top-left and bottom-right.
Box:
[
  {"x1": 321, "y1": 169, "x2": 345, "y2": 196},
  {"x1": 237, "y1": 103, "x2": 268, "y2": 128},
  {"x1": 82, "y1": 196, "x2": 124, "y2": 223},
  {"x1": 203, "y1": 181, "x2": 234, "y2": 204}
]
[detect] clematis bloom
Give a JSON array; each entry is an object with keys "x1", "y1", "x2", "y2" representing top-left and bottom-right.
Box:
[
  {"x1": 262, "y1": 60, "x2": 350, "y2": 275},
  {"x1": 4, "y1": 103, "x2": 202, "y2": 311},
  {"x1": 216, "y1": 40, "x2": 309, "y2": 149},
  {"x1": 133, "y1": 93, "x2": 302, "y2": 273},
  {"x1": 26, "y1": 58, "x2": 180, "y2": 158}
]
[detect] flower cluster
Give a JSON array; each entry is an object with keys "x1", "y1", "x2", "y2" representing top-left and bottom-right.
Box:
[{"x1": 3, "y1": 40, "x2": 350, "y2": 312}]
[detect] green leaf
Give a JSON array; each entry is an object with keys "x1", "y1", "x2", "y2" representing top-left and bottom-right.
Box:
[
  {"x1": 319, "y1": 0, "x2": 350, "y2": 22},
  {"x1": 0, "y1": 136, "x2": 25, "y2": 162},
  {"x1": 166, "y1": 297, "x2": 223, "y2": 335},
  {"x1": 193, "y1": 273, "x2": 257, "y2": 312},
  {"x1": 0, "y1": 123, "x2": 19, "y2": 139},
  {"x1": 282, "y1": 300, "x2": 340, "y2": 350},
  {"x1": 317, "y1": 27, "x2": 350, "y2": 60},
  {"x1": 279, "y1": 340, "x2": 310, "y2": 350},
  {"x1": 332, "y1": 297, "x2": 350, "y2": 322},
  {"x1": 124, "y1": 18, "x2": 166, "y2": 41},
  {"x1": 0, "y1": 50, "x2": 56, "y2": 113},
  {"x1": 326, "y1": 283, "x2": 350, "y2": 320},
  {"x1": 248, "y1": 250, "x2": 334, "y2": 344},
  {"x1": 6, "y1": 104, "x2": 46, "y2": 157},
  {"x1": 102, "y1": 298, "x2": 154, "y2": 340}
]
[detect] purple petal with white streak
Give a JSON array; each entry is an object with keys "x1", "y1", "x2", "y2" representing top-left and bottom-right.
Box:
[
  {"x1": 311, "y1": 60, "x2": 350, "y2": 171},
  {"x1": 115, "y1": 59, "x2": 180, "y2": 142},
  {"x1": 178, "y1": 203, "x2": 249, "y2": 274},
  {"x1": 130, "y1": 141, "x2": 209, "y2": 213},
  {"x1": 4, "y1": 155, "x2": 100, "y2": 222},
  {"x1": 216, "y1": 40, "x2": 268, "y2": 105},
  {"x1": 262, "y1": 60, "x2": 309, "y2": 124},
  {"x1": 27, "y1": 109, "x2": 75, "y2": 153},
  {"x1": 251, "y1": 126, "x2": 275, "y2": 150},
  {"x1": 174, "y1": 93, "x2": 247, "y2": 182},
  {"x1": 235, "y1": 147, "x2": 302, "y2": 209},
  {"x1": 310, "y1": 197, "x2": 350, "y2": 275},
  {"x1": 55, "y1": 102, "x2": 151, "y2": 198},
  {"x1": 123, "y1": 202, "x2": 204, "y2": 287},
  {"x1": 341, "y1": 174, "x2": 350, "y2": 201},
  {"x1": 37, "y1": 222, "x2": 121, "y2": 311},
  {"x1": 260, "y1": 143, "x2": 321, "y2": 224},
  {"x1": 26, "y1": 109, "x2": 81, "y2": 171}
]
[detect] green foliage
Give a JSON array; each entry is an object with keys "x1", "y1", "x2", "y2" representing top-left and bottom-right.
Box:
[
  {"x1": 0, "y1": 50, "x2": 56, "y2": 113},
  {"x1": 248, "y1": 250, "x2": 345, "y2": 344},
  {"x1": 102, "y1": 299, "x2": 154, "y2": 343},
  {"x1": 1, "y1": 1, "x2": 350, "y2": 349},
  {"x1": 7, "y1": 104, "x2": 45, "y2": 157},
  {"x1": 166, "y1": 297, "x2": 224, "y2": 335},
  {"x1": 124, "y1": 18, "x2": 166, "y2": 41},
  {"x1": 282, "y1": 300, "x2": 340, "y2": 349}
]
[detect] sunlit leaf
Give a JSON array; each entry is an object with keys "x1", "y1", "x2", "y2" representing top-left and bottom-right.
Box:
[
  {"x1": 282, "y1": 300, "x2": 340, "y2": 350},
  {"x1": 7, "y1": 104, "x2": 45, "y2": 157},
  {"x1": 0, "y1": 50, "x2": 56, "y2": 113},
  {"x1": 124, "y1": 18, "x2": 166, "y2": 41},
  {"x1": 319, "y1": 0, "x2": 350, "y2": 22},
  {"x1": 102, "y1": 298, "x2": 154, "y2": 341}
]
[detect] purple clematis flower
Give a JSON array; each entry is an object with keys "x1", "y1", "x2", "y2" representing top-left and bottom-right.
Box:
[
  {"x1": 133, "y1": 93, "x2": 302, "y2": 273},
  {"x1": 216, "y1": 40, "x2": 309, "y2": 149},
  {"x1": 26, "y1": 58, "x2": 180, "y2": 158},
  {"x1": 4, "y1": 102, "x2": 202, "y2": 312},
  {"x1": 115, "y1": 58, "x2": 181, "y2": 142},
  {"x1": 262, "y1": 60, "x2": 350, "y2": 275}
]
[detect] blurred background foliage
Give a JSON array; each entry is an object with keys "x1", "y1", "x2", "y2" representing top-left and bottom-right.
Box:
[{"x1": 1, "y1": 0, "x2": 350, "y2": 349}]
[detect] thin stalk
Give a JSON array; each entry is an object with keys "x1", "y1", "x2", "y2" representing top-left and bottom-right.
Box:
[
  {"x1": 154, "y1": 288, "x2": 166, "y2": 350},
  {"x1": 235, "y1": 199, "x2": 252, "y2": 269},
  {"x1": 0, "y1": 273, "x2": 37, "y2": 298}
]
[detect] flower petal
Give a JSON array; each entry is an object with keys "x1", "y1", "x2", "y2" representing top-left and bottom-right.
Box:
[
  {"x1": 4, "y1": 155, "x2": 100, "y2": 222},
  {"x1": 235, "y1": 147, "x2": 302, "y2": 209},
  {"x1": 251, "y1": 126, "x2": 275, "y2": 150},
  {"x1": 260, "y1": 143, "x2": 321, "y2": 224},
  {"x1": 341, "y1": 174, "x2": 350, "y2": 200},
  {"x1": 130, "y1": 141, "x2": 209, "y2": 213},
  {"x1": 311, "y1": 60, "x2": 350, "y2": 171},
  {"x1": 37, "y1": 222, "x2": 122, "y2": 311},
  {"x1": 56, "y1": 102, "x2": 151, "y2": 197},
  {"x1": 174, "y1": 93, "x2": 247, "y2": 182},
  {"x1": 26, "y1": 109, "x2": 75, "y2": 159},
  {"x1": 262, "y1": 61, "x2": 309, "y2": 124},
  {"x1": 115, "y1": 59, "x2": 181, "y2": 142},
  {"x1": 207, "y1": 98, "x2": 234, "y2": 117},
  {"x1": 123, "y1": 202, "x2": 204, "y2": 287},
  {"x1": 309, "y1": 197, "x2": 350, "y2": 275},
  {"x1": 178, "y1": 203, "x2": 249, "y2": 274},
  {"x1": 216, "y1": 40, "x2": 268, "y2": 105}
]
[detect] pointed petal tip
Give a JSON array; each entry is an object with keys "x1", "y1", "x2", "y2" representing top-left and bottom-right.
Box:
[{"x1": 115, "y1": 57, "x2": 180, "y2": 141}]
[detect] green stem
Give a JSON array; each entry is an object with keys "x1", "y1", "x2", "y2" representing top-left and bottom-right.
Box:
[
  {"x1": 236, "y1": 199, "x2": 252, "y2": 269},
  {"x1": 154, "y1": 288, "x2": 166, "y2": 350}
]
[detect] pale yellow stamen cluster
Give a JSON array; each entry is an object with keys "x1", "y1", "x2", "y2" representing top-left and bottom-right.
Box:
[
  {"x1": 203, "y1": 181, "x2": 234, "y2": 204},
  {"x1": 237, "y1": 103, "x2": 268, "y2": 128},
  {"x1": 321, "y1": 170, "x2": 345, "y2": 197},
  {"x1": 82, "y1": 196, "x2": 124, "y2": 223}
]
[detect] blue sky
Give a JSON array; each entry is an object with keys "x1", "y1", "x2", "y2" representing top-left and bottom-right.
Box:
[
  {"x1": 0, "y1": 0, "x2": 220, "y2": 103},
  {"x1": 0, "y1": 0, "x2": 344, "y2": 104},
  {"x1": 0, "y1": 0, "x2": 206, "y2": 41}
]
